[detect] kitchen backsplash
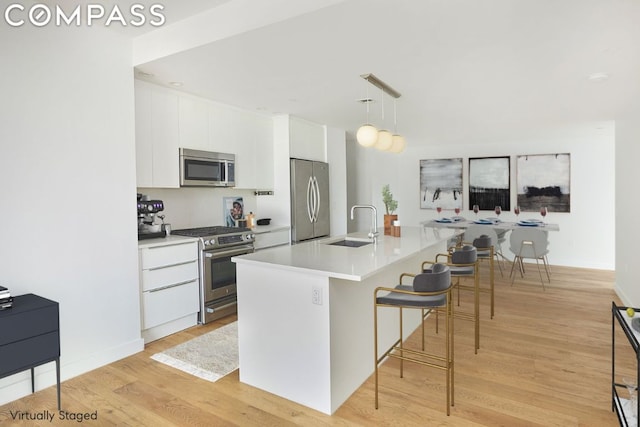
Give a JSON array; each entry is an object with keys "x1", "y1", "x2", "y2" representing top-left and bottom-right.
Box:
[{"x1": 137, "y1": 187, "x2": 257, "y2": 229}]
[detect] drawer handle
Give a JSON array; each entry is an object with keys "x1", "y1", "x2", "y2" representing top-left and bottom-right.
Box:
[
  {"x1": 148, "y1": 260, "x2": 196, "y2": 271},
  {"x1": 147, "y1": 279, "x2": 197, "y2": 293}
]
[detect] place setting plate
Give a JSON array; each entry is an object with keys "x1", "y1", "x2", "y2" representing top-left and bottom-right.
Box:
[
  {"x1": 517, "y1": 219, "x2": 543, "y2": 227},
  {"x1": 473, "y1": 219, "x2": 493, "y2": 225},
  {"x1": 435, "y1": 218, "x2": 454, "y2": 223}
]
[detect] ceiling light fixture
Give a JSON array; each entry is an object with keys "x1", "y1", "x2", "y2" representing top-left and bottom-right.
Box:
[
  {"x1": 389, "y1": 99, "x2": 406, "y2": 153},
  {"x1": 356, "y1": 83, "x2": 378, "y2": 147},
  {"x1": 374, "y1": 86, "x2": 393, "y2": 151},
  {"x1": 356, "y1": 73, "x2": 405, "y2": 153}
]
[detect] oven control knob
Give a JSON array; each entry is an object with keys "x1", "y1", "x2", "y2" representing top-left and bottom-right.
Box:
[{"x1": 209, "y1": 238, "x2": 215, "y2": 246}]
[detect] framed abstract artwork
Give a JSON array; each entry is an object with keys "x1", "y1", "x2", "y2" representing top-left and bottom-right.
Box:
[
  {"x1": 468, "y1": 156, "x2": 510, "y2": 211},
  {"x1": 516, "y1": 153, "x2": 571, "y2": 212},
  {"x1": 420, "y1": 158, "x2": 463, "y2": 210}
]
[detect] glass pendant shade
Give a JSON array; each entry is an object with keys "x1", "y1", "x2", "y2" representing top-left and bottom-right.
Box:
[
  {"x1": 389, "y1": 134, "x2": 406, "y2": 153},
  {"x1": 357, "y1": 124, "x2": 378, "y2": 147},
  {"x1": 375, "y1": 130, "x2": 393, "y2": 150}
]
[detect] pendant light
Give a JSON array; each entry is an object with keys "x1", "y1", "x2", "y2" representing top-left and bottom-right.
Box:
[
  {"x1": 356, "y1": 82, "x2": 378, "y2": 147},
  {"x1": 356, "y1": 73, "x2": 406, "y2": 153},
  {"x1": 375, "y1": 86, "x2": 393, "y2": 151},
  {"x1": 389, "y1": 99, "x2": 406, "y2": 153}
]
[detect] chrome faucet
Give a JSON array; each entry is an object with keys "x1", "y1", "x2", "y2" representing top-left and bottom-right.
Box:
[{"x1": 350, "y1": 205, "x2": 379, "y2": 241}]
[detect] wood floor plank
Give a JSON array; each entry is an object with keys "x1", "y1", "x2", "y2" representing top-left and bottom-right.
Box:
[{"x1": 0, "y1": 264, "x2": 623, "y2": 426}]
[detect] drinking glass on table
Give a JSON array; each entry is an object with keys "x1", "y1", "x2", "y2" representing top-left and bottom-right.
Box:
[
  {"x1": 540, "y1": 206, "x2": 548, "y2": 222},
  {"x1": 494, "y1": 206, "x2": 501, "y2": 218},
  {"x1": 454, "y1": 206, "x2": 461, "y2": 216},
  {"x1": 514, "y1": 205, "x2": 521, "y2": 218},
  {"x1": 436, "y1": 206, "x2": 442, "y2": 218},
  {"x1": 473, "y1": 205, "x2": 479, "y2": 217}
]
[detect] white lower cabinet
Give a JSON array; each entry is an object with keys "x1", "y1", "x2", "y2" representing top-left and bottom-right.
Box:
[
  {"x1": 139, "y1": 239, "x2": 200, "y2": 343},
  {"x1": 253, "y1": 227, "x2": 291, "y2": 250}
]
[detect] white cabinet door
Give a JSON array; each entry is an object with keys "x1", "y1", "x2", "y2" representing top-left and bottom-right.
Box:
[
  {"x1": 289, "y1": 116, "x2": 325, "y2": 162},
  {"x1": 179, "y1": 96, "x2": 209, "y2": 151},
  {"x1": 151, "y1": 89, "x2": 180, "y2": 188},
  {"x1": 254, "y1": 229, "x2": 290, "y2": 250},
  {"x1": 142, "y1": 280, "x2": 200, "y2": 329},
  {"x1": 135, "y1": 81, "x2": 153, "y2": 187},
  {"x1": 253, "y1": 115, "x2": 274, "y2": 190},
  {"x1": 234, "y1": 109, "x2": 256, "y2": 188},
  {"x1": 208, "y1": 102, "x2": 236, "y2": 153}
]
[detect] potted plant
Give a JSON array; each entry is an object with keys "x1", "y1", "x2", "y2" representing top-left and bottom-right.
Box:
[{"x1": 382, "y1": 184, "x2": 398, "y2": 235}]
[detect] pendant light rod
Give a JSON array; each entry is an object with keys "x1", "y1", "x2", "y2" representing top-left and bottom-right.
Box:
[{"x1": 360, "y1": 73, "x2": 401, "y2": 99}]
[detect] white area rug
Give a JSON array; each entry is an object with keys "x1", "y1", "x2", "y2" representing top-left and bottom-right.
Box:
[{"x1": 151, "y1": 321, "x2": 238, "y2": 383}]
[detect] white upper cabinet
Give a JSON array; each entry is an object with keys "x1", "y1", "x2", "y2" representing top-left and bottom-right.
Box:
[
  {"x1": 289, "y1": 116, "x2": 326, "y2": 161},
  {"x1": 179, "y1": 96, "x2": 209, "y2": 151},
  {"x1": 134, "y1": 80, "x2": 180, "y2": 188},
  {"x1": 135, "y1": 81, "x2": 153, "y2": 187},
  {"x1": 208, "y1": 102, "x2": 236, "y2": 153},
  {"x1": 134, "y1": 80, "x2": 274, "y2": 189},
  {"x1": 151, "y1": 89, "x2": 180, "y2": 188}
]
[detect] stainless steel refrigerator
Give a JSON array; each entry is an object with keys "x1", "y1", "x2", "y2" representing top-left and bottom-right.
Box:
[{"x1": 290, "y1": 158, "x2": 330, "y2": 242}]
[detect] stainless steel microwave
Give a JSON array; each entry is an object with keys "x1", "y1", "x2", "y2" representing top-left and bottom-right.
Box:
[{"x1": 179, "y1": 148, "x2": 235, "y2": 187}]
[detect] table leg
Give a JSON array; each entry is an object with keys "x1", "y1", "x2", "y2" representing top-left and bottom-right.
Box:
[
  {"x1": 56, "y1": 359, "x2": 61, "y2": 411},
  {"x1": 30, "y1": 367, "x2": 34, "y2": 393}
]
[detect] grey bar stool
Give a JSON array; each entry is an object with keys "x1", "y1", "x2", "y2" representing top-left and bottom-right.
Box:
[
  {"x1": 374, "y1": 263, "x2": 454, "y2": 415},
  {"x1": 471, "y1": 234, "x2": 496, "y2": 319},
  {"x1": 429, "y1": 245, "x2": 480, "y2": 353}
]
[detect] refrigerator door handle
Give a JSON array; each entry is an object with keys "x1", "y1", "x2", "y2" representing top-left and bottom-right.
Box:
[
  {"x1": 313, "y1": 175, "x2": 321, "y2": 222},
  {"x1": 306, "y1": 176, "x2": 314, "y2": 223},
  {"x1": 310, "y1": 176, "x2": 318, "y2": 222}
]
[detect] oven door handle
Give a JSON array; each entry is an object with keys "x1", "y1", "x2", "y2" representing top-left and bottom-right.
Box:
[
  {"x1": 205, "y1": 245, "x2": 254, "y2": 259},
  {"x1": 206, "y1": 301, "x2": 237, "y2": 313}
]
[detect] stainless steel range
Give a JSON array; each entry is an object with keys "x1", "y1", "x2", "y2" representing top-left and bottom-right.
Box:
[{"x1": 171, "y1": 226, "x2": 255, "y2": 324}]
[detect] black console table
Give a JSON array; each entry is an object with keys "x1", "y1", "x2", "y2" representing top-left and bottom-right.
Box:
[{"x1": 0, "y1": 294, "x2": 60, "y2": 410}]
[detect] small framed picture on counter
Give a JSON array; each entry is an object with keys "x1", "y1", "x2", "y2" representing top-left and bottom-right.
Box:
[{"x1": 223, "y1": 197, "x2": 244, "y2": 227}]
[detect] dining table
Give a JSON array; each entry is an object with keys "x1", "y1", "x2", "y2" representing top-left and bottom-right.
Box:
[{"x1": 420, "y1": 217, "x2": 560, "y2": 232}]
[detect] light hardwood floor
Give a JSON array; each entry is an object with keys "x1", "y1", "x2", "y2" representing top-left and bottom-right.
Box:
[{"x1": 0, "y1": 263, "x2": 626, "y2": 426}]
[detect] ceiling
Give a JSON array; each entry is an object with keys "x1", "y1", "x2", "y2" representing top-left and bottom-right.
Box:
[{"x1": 132, "y1": 0, "x2": 640, "y2": 146}]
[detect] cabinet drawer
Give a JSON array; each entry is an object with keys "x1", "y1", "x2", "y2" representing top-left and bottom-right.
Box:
[
  {"x1": 254, "y1": 229, "x2": 290, "y2": 250},
  {"x1": 142, "y1": 280, "x2": 200, "y2": 330},
  {"x1": 0, "y1": 331, "x2": 59, "y2": 378},
  {"x1": 141, "y1": 260, "x2": 199, "y2": 292},
  {"x1": 140, "y1": 242, "x2": 198, "y2": 270},
  {"x1": 0, "y1": 305, "x2": 59, "y2": 347}
]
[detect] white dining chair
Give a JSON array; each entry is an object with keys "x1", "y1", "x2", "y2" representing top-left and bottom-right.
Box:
[{"x1": 509, "y1": 228, "x2": 551, "y2": 290}]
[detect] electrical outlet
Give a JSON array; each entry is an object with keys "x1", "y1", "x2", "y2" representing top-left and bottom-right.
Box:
[{"x1": 312, "y1": 286, "x2": 322, "y2": 305}]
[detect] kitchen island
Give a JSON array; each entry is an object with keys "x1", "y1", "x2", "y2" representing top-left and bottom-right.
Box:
[{"x1": 232, "y1": 226, "x2": 459, "y2": 415}]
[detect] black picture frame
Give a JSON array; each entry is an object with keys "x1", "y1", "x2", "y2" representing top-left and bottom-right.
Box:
[{"x1": 468, "y1": 156, "x2": 511, "y2": 211}]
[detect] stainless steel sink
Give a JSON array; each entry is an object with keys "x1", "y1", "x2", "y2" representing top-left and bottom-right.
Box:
[{"x1": 327, "y1": 239, "x2": 372, "y2": 248}]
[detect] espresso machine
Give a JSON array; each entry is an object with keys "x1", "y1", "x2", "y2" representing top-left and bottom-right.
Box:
[{"x1": 137, "y1": 193, "x2": 166, "y2": 240}]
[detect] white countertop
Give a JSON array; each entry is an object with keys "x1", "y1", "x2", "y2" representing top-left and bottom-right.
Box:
[
  {"x1": 251, "y1": 224, "x2": 290, "y2": 234},
  {"x1": 137, "y1": 234, "x2": 200, "y2": 249},
  {"x1": 233, "y1": 226, "x2": 459, "y2": 281}
]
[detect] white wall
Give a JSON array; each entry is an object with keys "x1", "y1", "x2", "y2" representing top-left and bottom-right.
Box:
[
  {"x1": 138, "y1": 187, "x2": 257, "y2": 229},
  {"x1": 347, "y1": 123, "x2": 615, "y2": 270},
  {"x1": 615, "y1": 100, "x2": 640, "y2": 305},
  {"x1": 326, "y1": 126, "x2": 347, "y2": 236},
  {"x1": 0, "y1": 26, "x2": 143, "y2": 404}
]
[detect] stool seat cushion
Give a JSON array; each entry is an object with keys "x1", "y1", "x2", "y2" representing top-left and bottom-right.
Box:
[
  {"x1": 377, "y1": 285, "x2": 447, "y2": 308},
  {"x1": 448, "y1": 265, "x2": 475, "y2": 275},
  {"x1": 476, "y1": 249, "x2": 491, "y2": 258},
  {"x1": 377, "y1": 264, "x2": 451, "y2": 308}
]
